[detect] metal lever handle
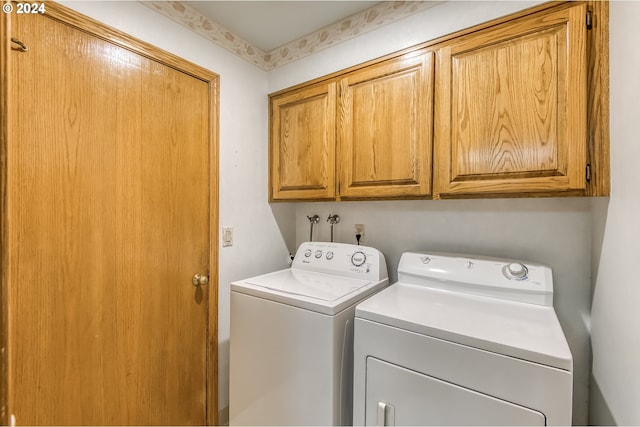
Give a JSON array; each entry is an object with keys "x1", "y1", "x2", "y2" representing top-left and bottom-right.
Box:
[
  {"x1": 377, "y1": 401, "x2": 395, "y2": 426},
  {"x1": 192, "y1": 274, "x2": 209, "y2": 287}
]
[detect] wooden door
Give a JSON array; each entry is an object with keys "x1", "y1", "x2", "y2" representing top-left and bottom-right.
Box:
[
  {"x1": 2, "y1": 4, "x2": 218, "y2": 425},
  {"x1": 338, "y1": 51, "x2": 433, "y2": 199},
  {"x1": 269, "y1": 82, "x2": 336, "y2": 201},
  {"x1": 434, "y1": 4, "x2": 587, "y2": 197}
]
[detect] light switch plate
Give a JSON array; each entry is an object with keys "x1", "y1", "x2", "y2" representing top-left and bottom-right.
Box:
[{"x1": 223, "y1": 226, "x2": 233, "y2": 247}]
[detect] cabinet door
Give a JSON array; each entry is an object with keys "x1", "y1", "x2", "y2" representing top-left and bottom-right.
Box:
[
  {"x1": 270, "y1": 82, "x2": 336, "y2": 201},
  {"x1": 434, "y1": 5, "x2": 587, "y2": 197},
  {"x1": 338, "y1": 51, "x2": 433, "y2": 199}
]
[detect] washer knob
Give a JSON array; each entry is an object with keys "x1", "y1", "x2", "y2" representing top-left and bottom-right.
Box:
[
  {"x1": 315, "y1": 250, "x2": 323, "y2": 259},
  {"x1": 351, "y1": 251, "x2": 367, "y2": 267},
  {"x1": 505, "y1": 262, "x2": 528, "y2": 279},
  {"x1": 326, "y1": 251, "x2": 334, "y2": 260},
  {"x1": 304, "y1": 249, "x2": 312, "y2": 257}
]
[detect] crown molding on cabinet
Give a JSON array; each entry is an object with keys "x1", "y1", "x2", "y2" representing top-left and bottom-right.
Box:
[{"x1": 141, "y1": 1, "x2": 440, "y2": 71}]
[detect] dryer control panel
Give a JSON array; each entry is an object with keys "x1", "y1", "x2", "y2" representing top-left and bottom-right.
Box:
[
  {"x1": 293, "y1": 242, "x2": 388, "y2": 282},
  {"x1": 398, "y1": 252, "x2": 554, "y2": 306}
]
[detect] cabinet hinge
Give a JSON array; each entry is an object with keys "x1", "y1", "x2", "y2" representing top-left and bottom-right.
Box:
[
  {"x1": 586, "y1": 11, "x2": 593, "y2": 30},
  {"x1": 586, "y1": 164, "x2": 592, "y2": 183}
]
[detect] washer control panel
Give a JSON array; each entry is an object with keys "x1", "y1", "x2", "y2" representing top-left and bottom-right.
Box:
[
  {"x1": 397, "y1": 252, "x2": 554, "y2": 306},
  {"x1": 293, "y1": 242, "x2": 388, "y2": 281}
]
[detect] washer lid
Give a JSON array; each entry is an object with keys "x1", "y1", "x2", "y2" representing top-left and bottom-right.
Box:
[
  {"x1": 356, "y1": 283, "x2": 572, "y2": 371},
  {"x1": 232, "y1": 268, "x2": 387, "y2": 315}
]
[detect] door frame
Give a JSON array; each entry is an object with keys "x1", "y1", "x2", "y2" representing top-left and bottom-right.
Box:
[{"x1": 0, "y1": 2, "x2": 220, "y2": 424}]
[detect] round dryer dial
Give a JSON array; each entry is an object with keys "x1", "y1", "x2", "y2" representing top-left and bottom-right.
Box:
[
  {"x1": 503, "y1": 262, "x2": 528, "y2": 280},
  {"x1": 351, "y1": 251, "x2": 367, "y2": 267}
]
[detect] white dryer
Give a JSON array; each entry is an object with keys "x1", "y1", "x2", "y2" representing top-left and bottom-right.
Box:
[
  {"x1": 353, "y1": 252, "x2": 573, "y2": 426},
  {"x1": 230, "y1": 242, "x2": 388, "y2": 426}
]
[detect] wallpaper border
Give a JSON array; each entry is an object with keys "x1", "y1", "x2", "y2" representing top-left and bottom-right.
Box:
[{"x1": 142, "y1": 1, "x2": 439, "y2": 70}]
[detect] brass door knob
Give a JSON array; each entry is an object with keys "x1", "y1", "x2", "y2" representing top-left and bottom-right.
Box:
[{"x1": 192, "y1": 274, "x2": 209, "y2": 287}]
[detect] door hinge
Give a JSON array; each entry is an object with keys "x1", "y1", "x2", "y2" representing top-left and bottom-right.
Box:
[
  {"x1": 586, "y1": 164, "x2": 592, "y2": 183},
  {"x1": 586, "y1": 11, "x2": 593, "y2": 30}
]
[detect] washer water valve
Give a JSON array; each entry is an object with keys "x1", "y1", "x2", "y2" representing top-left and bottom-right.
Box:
[
  {"x1": 307, "y1": 215, "x2": 320, "y2": 241},
  {"x1": 327, "y1": 214, "x2": 340, "y2": 242}
]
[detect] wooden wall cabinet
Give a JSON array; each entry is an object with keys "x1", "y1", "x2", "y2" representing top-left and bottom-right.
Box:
[
  {"x1": 434, "y1": 4, "x2": 588, "y2": 198},
  {"x1": 270, "y1": 82, "x2": 336, "y2": 200},
  {"x1": 269, "y1": 51, "x2": 433, "y2": 202},
  {"x1": 269, "y1": 2, "x2": 607, "y2": 202}
]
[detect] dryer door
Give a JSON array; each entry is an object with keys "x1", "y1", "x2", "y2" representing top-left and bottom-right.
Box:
[{"x1": 365, "y1": 357, "x2": 546, "y2": 426}]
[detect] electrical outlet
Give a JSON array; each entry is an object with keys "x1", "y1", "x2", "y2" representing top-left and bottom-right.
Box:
[
  {"x1": 223, "y1": 226, "x2": 233, "y2": 247},
  {"x1": 354, "y1": 224, "x2": 365, "y2": 243}
]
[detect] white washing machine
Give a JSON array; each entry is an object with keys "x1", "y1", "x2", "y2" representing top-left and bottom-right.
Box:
[
  {"x1": 353, "y1": 252, "x2": 573, "y2": 426},
  {"x1": 230, "y1": 242, "x2": 388, "y2": 426}
]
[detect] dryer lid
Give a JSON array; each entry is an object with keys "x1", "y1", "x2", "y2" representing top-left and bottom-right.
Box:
[{"x1": 356, "y1": 283, "x2": 572, "y2": 371}]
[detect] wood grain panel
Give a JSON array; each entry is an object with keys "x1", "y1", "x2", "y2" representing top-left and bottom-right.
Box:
[
  {"x1": 0, "y1": 9, "x2": 10, "y2": 427},
  {"x1": 270, "y1": 82, "x2": 336, "y2": 201},
  {"x1": 43, "y1": 3, "x2": 215, "y2": 82},
  {"x1": 434, "y1": 4, "x2": 587, "y2": 197},
  {"x1": 451, "y1": 27, "x2": 563, "y2": 177},
  {"x1": 351, "y1": 73, "x2": 419, "y2": 182},
  {"x1": 5, "y1": 4, "x2": 216, "y2": 425},
  {"x1": 138, "y1": 58, "x2": 209, "y2": 426},
  {"x1": 338, "y1": 51, "x2": 433, "y2": 199},
  {"x1": 586, "y1": 0, "x2": 610, "y2": 196}
]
